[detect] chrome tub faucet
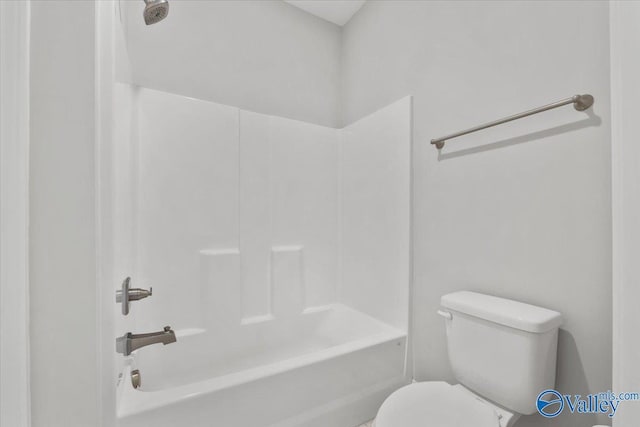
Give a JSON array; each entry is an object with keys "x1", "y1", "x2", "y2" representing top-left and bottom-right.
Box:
[{"x1": 116, "y1": 326, "x2": 177, "y2": 356}]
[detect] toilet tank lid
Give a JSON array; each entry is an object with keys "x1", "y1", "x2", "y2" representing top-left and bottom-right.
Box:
[{"x1": 441, "y1": 291, "x2": 563, "y2": 333}]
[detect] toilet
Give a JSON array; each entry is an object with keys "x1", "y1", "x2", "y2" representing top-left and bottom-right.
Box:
[{"x1": 375, "y1": 291, "x2": 563, "y2": 427}]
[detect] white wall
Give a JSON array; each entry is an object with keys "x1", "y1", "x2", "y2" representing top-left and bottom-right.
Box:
[
  {"x1": 0, "y1": 1, "x2": 30, "y2": 426},
  {"x1": 29, "y1": 1, "x2": 98, "y2": 426},
  {"x1": 611, "y1": 1, "x2": 640, "y2": 426},
  {"x1": 342, "y1": 2, "x2": 611, "y2": 427},
  {"x1": 119, "y1": 0, "x2": 342, "y2": 127}
]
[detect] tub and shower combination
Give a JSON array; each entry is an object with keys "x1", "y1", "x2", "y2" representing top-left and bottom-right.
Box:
[
  {"x1": 110, "y1": 84, "x2": 412, "y2": 426},
  {"x1": 108, "y1": 3, "x2": 412, "y2": 426}
]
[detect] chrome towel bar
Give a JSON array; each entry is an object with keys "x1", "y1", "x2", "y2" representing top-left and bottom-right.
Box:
[{"x1": 430, "y1": 94, "x2": 594, "y2": 149}]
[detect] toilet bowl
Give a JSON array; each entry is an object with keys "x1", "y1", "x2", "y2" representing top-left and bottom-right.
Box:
[
  {"x1": 375, "y1": 382, "x2": 519, "y2": 427},
  {"x1": 374, "y1": 291, "x2": 563, "y2": 427}
]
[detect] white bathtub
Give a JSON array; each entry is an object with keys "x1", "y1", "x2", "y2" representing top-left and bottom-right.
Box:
[{"x1": 116, "y1": 304, "x2": 408, "y2": 427}]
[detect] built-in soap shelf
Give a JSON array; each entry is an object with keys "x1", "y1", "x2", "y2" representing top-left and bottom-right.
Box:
[
  {"x1": 241, "y1": 304, "x2": 334, "y2": 326},
  {"x1": 270, "y1": 245, "x2": 304, "y2": 318},
  {"x1": 240, "y1": 314, "x2": 275, "y2": 326},
  {"x1": 199, "y1": 245, "x2": 334, "y2": 328},
  {"x1": 302, "y1": 304, "x2": 334, "y2": 315}
]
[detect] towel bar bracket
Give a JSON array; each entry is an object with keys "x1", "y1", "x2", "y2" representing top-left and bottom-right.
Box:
[{"x1": 573, "y1": 94, "x2": 594, "y2": 111}]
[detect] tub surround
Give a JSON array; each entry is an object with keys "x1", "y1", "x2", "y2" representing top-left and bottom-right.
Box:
[{"x1": 113, "y1": 85, "x2": 412, "y2": 426}]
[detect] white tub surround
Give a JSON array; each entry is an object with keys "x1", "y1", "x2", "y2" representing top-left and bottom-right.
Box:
[{"x1": 111, "y1": 85, "x2": 412, "y2": 426}]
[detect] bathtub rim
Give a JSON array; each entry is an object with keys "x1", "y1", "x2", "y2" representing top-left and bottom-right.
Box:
[{"x1": 117, "y1": 328, "x2": 407, "y2": 419}]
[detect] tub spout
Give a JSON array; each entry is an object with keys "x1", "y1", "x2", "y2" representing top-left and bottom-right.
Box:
[{"x1": 116, "y1": 326, "x2": 177, "y2": 356}]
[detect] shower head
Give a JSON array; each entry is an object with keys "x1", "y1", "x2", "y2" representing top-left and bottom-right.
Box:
[{"x1": 143, "y1": 0, "x2": 169, "y2": 25}]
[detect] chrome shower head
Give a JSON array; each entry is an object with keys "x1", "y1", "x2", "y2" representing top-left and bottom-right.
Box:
[{"x1": 143, "y1": 0, "x2": 169, "y2": 25}]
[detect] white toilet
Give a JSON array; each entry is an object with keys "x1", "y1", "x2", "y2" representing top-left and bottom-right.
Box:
[{"x1": 375, "y1": 291, "x2": 563, "y2": 427}]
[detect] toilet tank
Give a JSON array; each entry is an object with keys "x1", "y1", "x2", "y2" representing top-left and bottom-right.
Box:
[{"x1": 440, "y1": 291, "x2": 562, "y2": 415}]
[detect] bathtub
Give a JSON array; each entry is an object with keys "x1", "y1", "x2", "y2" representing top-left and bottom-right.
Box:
[{"x1": 116, "y1": 304, "x2": 408, "y2": 427}]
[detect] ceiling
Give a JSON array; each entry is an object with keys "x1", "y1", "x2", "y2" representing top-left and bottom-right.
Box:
[{"x1": 284, "y1": 0, "x2": 366, "y2": 26}]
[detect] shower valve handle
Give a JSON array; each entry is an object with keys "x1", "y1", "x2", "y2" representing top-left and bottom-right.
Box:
[{"x1": 116, "y1": 277, "x2": 152, "y2": 315}]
